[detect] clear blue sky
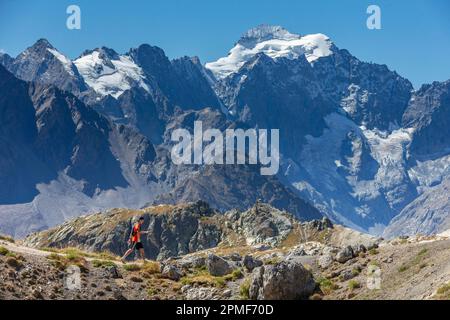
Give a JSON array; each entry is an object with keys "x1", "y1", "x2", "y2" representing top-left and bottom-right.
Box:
[{"x1": 1, "y1": 0, "x2": 449, "y2": 88}]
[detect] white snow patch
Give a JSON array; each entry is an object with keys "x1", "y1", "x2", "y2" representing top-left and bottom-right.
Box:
[
  {"x1": 74, "y1": 51, "x2": 149, "y2": 98},
  {"x1": 206, "y1": 30, "x2": 333, "y2": 79},
  {"x1": 362, "y1": 127, "x2": 414, "y2": 167}
]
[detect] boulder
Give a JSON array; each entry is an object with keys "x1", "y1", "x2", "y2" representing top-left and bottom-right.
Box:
[
  {"x1": 286, "y1": 247, "x2": 307, "y2": 257},
  {"x1": 335, "y1": 246, "x2": 354, "y2": 263},
  {"x1": 243, "y1": 255, "x2": 263, "y2": 272},
  {"x1": 351, "y1": 244, "x2": 367, "y2": 256},
  {"x1": 252, "y1": 244, "x2": 271, "y2": 251},
  {"x1": 322, "y1": 246, "x2": 339, "y2": 257},
  {"x1": 178, "y1": 256, "x2": 206, "y2": 269},
  {"x1": 317, "y1": 254, "x2": 334, "y2": 269},
  {"x1": 206, "y1": 254, "x2": 233, "y2": 276},
  {"x1": 161, "y1": 264, "x2": 182, "y2": 281},
  {"x1": 339, "y1": 269, "x2": 355, "y2": 281},
  {"x1": 223, "y1": 253, "x2": 242, "y2": 262},
  {"x1": 249, "y1": 260, "x2": 315, "y2": 300}
]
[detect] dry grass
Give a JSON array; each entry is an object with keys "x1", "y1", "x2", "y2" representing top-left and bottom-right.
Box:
[
  {"x1": 0, "y1": 246, "x2": 9, "y2": 255},
  {"x1": 46, "y1": 252, "x2": 88, "y2": 272},
  {"x1": 180, "y1": 267, "x2": 242, "y2": 288},
  {"x1": 41, "y1": 247, "x2": 119, "y2": 261},
  {"x1": 348, "y1": 280, "x2": 361, "y2": 291},
  {"x1": 434, "y1": 283, "x2": 450, "y2": 300},
  {"x1": 146, "y1": 204, "x2": 177, "y2": 215},
  {"x1": 318, "y1": 278, "x2": 339, "y2": 295},
  {"x1": 6, "y1": 256, "x2": 23, "y2": 269},
  {"x1": 210, "y1": 244, "x2": 255, "y2": 257},
  {"x1": 123, "y1": 263, "x2": 142, "y2": 272},
  {"x1": 140, "y1": 261, "x2": 161, "y2": 278},
  {"x1": 279, "y1": 225, "x2": 303, "y2": 248},
  {"x1": 0, "y1": 234, "x2": 15, "y2": 243},
  {"x1": 398, "y1": 247, "x2": 428, "y2": 273},
  {"x1": 92, "y1": 260, "x2": 117, "y2": 268},
  {"x1": 239, "y1": 279, "x2": 251, "y2": 299}
]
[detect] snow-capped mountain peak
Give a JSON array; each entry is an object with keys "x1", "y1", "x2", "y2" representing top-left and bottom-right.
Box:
[
  {"x1": 205, "y1": 25, "x2": 334, "y2": 79},
  {"x1": 74, "y1": 48, "x2": 150, "y2": 99}
]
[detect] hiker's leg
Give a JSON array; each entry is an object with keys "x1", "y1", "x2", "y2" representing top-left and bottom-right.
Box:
[
  {"x1": 121, "y1": 249, "x2": 132, "y2": 260},
  {"x1": 139, "y1": 248, "x2": 145, "y2": 261}
]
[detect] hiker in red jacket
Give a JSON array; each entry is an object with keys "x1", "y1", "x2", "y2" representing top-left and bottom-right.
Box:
[{"x1": 121, "y1": 217, "x2": 148, "y2": 263}]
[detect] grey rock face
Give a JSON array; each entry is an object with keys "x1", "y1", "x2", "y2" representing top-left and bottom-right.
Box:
[
  {"x1": 151, "y1": 106, "x2": 322, "y2": 222},
  {"x1": 249, "y1": 261, "x2": 316, "y2": 300},
  {"x1": 0, "y1": 65, "x2": 49, "y2": 205},
  {"x1": 314, "y1": 49, "x2": 413, "y2": 130},
  {"x1": 30, "y1": 84, "x2": 129, "y2": 196},
  {"x1": 206, "y1": 254, "x2": 233, "y2": 276},
  {"x1": 384, "y1": 178, "x2": 450, "y2": 237},
  {"x1": 154, "y1": 160, "x2": 322, "y2": 222},
  {"x1": 0, "y1": 65, "x2": 160, "y2": 236},
  {"x1": 403, "y1": 80, "x2": 450, "y2": 156},
  {"x1": 0, "y1": 53, "x2": 13, "y2": 70},
  {"x1": 23, "y1": 201, "x2": 224, "y2": 260},
  {"x1": 226, "y1": 202, "x2": 298, "y2": 247},
  {"x1": 216, "y1": 53, "x2": 333, "y2": 161},
  {"x1": 129, "y1": 44, "x2": 221, "y2": 112}
]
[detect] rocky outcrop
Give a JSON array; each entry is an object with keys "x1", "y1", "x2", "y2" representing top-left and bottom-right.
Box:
[
  {"x1": 24, "y1": 201, "x2": 223, "y2": 260},
  {"x1": 23, "y1": 201, "x2": 303, "y2": 259},
  {"x1": 225, "y1": 202, "x2": 296, "y2": 247}
]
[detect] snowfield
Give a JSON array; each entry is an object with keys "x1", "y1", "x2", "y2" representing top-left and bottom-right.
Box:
[
  {"x1": 74, "y1": 50, "x2": 149, "y2": 98},
  {"x1": 206, "y1": 27, "x2": 333, "y2": 79}
]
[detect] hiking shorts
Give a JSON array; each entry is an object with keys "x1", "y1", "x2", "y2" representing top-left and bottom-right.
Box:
[{"x1": 131, "y1": 242, "x2": 144, "y2": 250}]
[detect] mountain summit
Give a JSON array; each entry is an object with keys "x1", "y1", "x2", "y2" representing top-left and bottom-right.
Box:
[{"x1": 205, "y1": 25, "x2": 333, "y2": 79}]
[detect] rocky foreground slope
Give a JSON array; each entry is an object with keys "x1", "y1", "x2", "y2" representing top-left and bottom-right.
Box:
[{"x1": 0, "y1": 202, "x2": 449, "y2": 300}]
